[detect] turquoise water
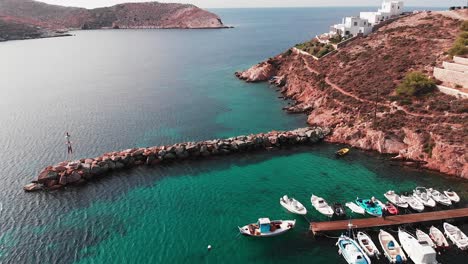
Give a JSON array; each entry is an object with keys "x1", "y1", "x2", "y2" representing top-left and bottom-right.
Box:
[{"x1": 0, "y1": 7, "x2": 465, "y2": 264}]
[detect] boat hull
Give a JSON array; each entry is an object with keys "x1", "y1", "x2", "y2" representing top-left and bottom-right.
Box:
[
  {"x1": 280, "y1": 198, "x2": 307, "y2": 215},
  {"x1": 239, "y1": 220, "x2": 296, "y2": 237}
]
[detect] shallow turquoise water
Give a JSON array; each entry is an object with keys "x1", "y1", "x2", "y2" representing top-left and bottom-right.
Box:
[{"x1": 0, "y1": 7, "x2": 465, "y2": 264}]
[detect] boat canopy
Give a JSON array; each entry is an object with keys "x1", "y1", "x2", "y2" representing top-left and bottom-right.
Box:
[{"x1": 258, "y1": 218, "x2": 271, "y2": 233}]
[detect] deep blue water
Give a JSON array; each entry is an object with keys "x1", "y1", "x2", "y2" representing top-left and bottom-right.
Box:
[{"x1": 0, "y1": 7, "x2": 465, "y2": 264}]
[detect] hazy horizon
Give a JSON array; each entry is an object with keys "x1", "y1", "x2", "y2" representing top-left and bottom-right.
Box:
[{"x1": 38, "y1": 0, "x2": 468, "y2": 9}]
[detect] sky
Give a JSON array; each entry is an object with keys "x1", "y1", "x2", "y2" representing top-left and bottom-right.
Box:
[{"x1": 39, "y1": 0, "x2": 468, "y2": 9}]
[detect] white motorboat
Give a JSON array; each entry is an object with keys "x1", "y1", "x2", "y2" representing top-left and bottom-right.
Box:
[
  {"x1": 384, "y1": 190, "x2": 409, "y2": 208},
  {"x1": 429, "y1": 226, "x2": 449, "y2": 248},
  {"x1": 398, "y1": 229, "x2": 438, "y2": 264},
  {"x1": 280, "y1": 195, "x2": 307, "y2": 215},
  {"x1": 444, "y1": 189, "x2": 460, "y2": 203},
  {"x1": 378, "y1": 229, "x2": 407, "y2": 263},
  {"x1": 346, "y1": 202, "x2": 365, "y2": 215},
  {"x1": 427, "y1": 188, "x2": 451, "y2": 206},
  {"x1": 372, "y1": 197, "x2": 386, "y2": 210},
  {"x1": 416, "y1": 229, "x2": 435, "y2": 248},
  {"x1": 311, "y1": 194, "x2": 334, "y2": 217},
  {"x1": 443, "y1": 222, "x2": 468, "y2": 250},
  {"x1": 400, "y1": 194, "x2": 425, "y2": 212},
  {"x1": 336, "y1": 235, "x2": 371, "y2": 264},
  {"x1": 357, "y1": 231, "x2": 380, "y2": 257},
  {"x1": 413, "y1": 187, "x2": 436, "y2": 208},
  {"x1": 238, "y1": 218, "x2": 295, "y2": 237}
]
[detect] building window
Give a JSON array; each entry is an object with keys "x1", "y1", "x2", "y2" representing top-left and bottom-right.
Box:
[{"x1": 354, "y1": 22, "x2": 357, "y2": 26}]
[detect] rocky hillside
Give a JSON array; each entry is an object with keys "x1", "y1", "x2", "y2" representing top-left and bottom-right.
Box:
[
  {"x1": 0, "y1": 0, "x2": 226, "y2": 40},
  {"x1": 237, "y1": 10, "x2": 468, "y2": 178}
]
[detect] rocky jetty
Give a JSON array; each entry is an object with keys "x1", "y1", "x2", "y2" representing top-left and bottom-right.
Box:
[
  {"x1": 236, "y1": 11, "x2": 468, "y2": 179},
  {"x1": 24, "y1": 127, "x2": 330, "y2": 191}
]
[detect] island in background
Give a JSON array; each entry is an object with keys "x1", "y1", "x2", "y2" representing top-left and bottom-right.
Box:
[
  {"x1": 0, "y1": 0, "x2": 228, "y2": 41},
  {"x1": 237, "y1": 9, "x2": 468, "y2": 179}
]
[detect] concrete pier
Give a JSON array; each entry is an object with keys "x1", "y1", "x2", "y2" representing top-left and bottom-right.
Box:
[{"x1": 24, "y1": 126, "x2": 330, "y2": 191}]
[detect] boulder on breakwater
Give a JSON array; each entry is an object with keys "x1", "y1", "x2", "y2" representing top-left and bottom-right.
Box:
[{"x1": 24, "y1": 127, "x2": 330, "y2": 192}]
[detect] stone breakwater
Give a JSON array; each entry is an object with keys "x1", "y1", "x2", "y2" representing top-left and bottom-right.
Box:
[{"x1": 23, "y1": 127, "x2": 330, "y2": 192}]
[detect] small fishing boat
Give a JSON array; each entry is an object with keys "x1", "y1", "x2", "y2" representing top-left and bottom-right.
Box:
[
  {"x1": 398, "y1": 229, "x2": 438, "y2": 264},
  {"x1": 384, "y1": 202, "x2": 399, "y2": 215},
  {"x1": 346, "y1": 202, "x2": 366, "y2": 215},
  {"x1": 336, "y1": 235, "x2": 371, "y2": 264},
  {"x1": 336, "y1": 148, "x2": 350, "y2": 156},
  {"x1": 413, "y1": 187, "x2": 436, "y2": 208},
  {"x1": 384, "y1": 190, "x2": 409, "y2": 208},
  {"x1": 400, "y1": 194, "x2": 425, "y2": 212},
  {"x1": 378, "y1": 229, "x2": 407, "y2": 263},
  {"x1": 427, "y1": 188, "x2": 451, "y2": 206},
  {"x1": 416, "y1": 229, "x2": 436, "y2": 248},
  {"x1": 280, "y1": 195, "x2": 307, "y2": 215},
  {"x1": 238, "y1": 218, "x2": 296, "y2": 237},
  {"x1": 429, "y1": 226, "x2": 449, "y2": 249},
  {"x1": 443, "y1": 189, "x2": 460, "y2": 203},
  {"x1": 311, "y1": 195, "x2": 334, "y2": 217},
  {"x1": 333, "y1": 203, "x2": 347, "y2": 217},
  {"x1": 357, "y1": 231, "x2": 380, "y2": 257},
  {"x1": 356, "y1": 198, "x2": 382, "y2": 217},
  {"x1": 443, "y1": 222, "x2": 468, "y2": 250}
]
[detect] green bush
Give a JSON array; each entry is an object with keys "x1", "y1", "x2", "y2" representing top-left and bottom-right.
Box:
[
  {"x1": 461, "y1": 20, "x2": 468, "y2": 31},
  {"x1": 396, "y1": 72, "x2": 436, "y2": 96},
  {"x1": 449, "y1": 21, "x2": 468, "y2": 56}
]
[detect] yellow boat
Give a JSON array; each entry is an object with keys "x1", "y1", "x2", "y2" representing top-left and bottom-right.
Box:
[{"x1": 336, "y1": 148, "x2": 350, "y2": 156}]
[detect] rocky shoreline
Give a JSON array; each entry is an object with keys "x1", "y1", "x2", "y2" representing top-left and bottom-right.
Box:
[
  {"x1": 23, "y1": 127, "x2": 330, "y2": 192},
  {"x1": 235, "y1": 11, "x2": 468, "y2": 179}
]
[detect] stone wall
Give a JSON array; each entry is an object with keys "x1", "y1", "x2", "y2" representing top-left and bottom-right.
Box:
[
  {"x1": 23, "y1": 127, "x2": 330, "y2": 192},
  {"x1": 437, "y1": 85, "x2": 468, "y2": 99},
  {"x1": 442, "y1": 61, "x2": 468, "y2": 73},
  {"x1": 433, "y1": 67, "x2": 468, "y2": 87},
  {"x1": 454, "y1": 56, "x2": 468, "y2": 66}
]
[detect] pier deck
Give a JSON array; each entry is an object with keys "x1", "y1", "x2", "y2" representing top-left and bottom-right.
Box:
[{"x1": 310, "y1": 208, "x2": 468, "y2": 234}]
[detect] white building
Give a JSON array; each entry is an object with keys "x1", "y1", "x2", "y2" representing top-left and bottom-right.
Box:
[
  {"x1": 331, "y1": 16, "x2": 373, "y2": 37},
  {"x1": 360, "y1": 0, "x2": 404, "y2": 26}
]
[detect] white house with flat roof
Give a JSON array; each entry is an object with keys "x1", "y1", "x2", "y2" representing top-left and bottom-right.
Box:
[
  {"x1": 360, "y1": 0, "x2": 404, "y2": 26},
  {"x1": 331, "y1": 16, "x2": 373, "y2": 37}
]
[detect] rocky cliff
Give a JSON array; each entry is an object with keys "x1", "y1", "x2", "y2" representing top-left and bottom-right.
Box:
[
  {"x1": 0, "y1": 0, "x2": 227, "y2": 41},
  {"x1": 237, "y1": 11, "x2": 468, "y2": 178}
]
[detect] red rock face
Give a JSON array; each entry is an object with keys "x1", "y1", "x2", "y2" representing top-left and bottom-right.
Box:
[{"x1": 237, "y1": 11, "x2": 468, "y2": 179}]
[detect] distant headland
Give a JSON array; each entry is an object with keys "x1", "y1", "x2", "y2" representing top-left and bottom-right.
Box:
[{"x1": 0, "y1": 0, "x2": 229, "y2": 42}]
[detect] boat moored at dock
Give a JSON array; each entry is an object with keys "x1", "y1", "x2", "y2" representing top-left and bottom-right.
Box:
[
  {"x1": 311, "y1": 194, "x2": 334, "y2": 218},
  {"x1": 401, "y1": 193, "x2": 425, "y2": 212},
  {"x1": 429, "y1": 226, "x2": 449, "y2": 249},
  {"x1": 443, "y1": 222, "x2": 468, "y2": 250},
  {"x1": 280, "y1": 195, "x2": 307, "y2": 215},
  {"x1": 239, "y1": 218, "x2": 296, "y2": 237},
  {"x1": 384, "y1": 191, "x2": 409, "y2": 209},
  {"x1": 337, "y1": 235, "x2": 371, "y2": 264},
  {"x1": 427, "y1": 188, "x2": 451, "y2": 206},
  {"x1": 413, "y1": 187, "x2": 436, "y2": 208},
  {"x1": 355, "y1": 198, "x2": 382, "y2": 217},
  {"x1": 444, "y1": 189, "x2": 460, "y2": 203},
  {"x1": 398, "y1": 229, "x2": 438, "y2": 264},
  {"x1": 346, "y1": 202, "x2": 366, "y2": 215},
  {"x1": 357, "y1": 231, "x2": 380, "y2": 258},
  {"x1": 378, "y1": 229, "x2": 407, "y2": 263},
  {"x1": 416, "y1": 229, "x2": 436, "y2": 249}
]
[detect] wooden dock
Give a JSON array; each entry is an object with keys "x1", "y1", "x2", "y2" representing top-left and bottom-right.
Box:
[{"x1": 311, "y1": 208, "x2": 468, "y2": 234}]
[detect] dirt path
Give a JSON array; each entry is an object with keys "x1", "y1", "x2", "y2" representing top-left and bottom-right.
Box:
[{"x1": 300, "y1": 55, "x2": 467, "y2": 120}]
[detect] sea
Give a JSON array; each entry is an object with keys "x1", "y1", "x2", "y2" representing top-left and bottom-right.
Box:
[{"x1": 0, "y1": 7, "x2": 466, "y2": 264}]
